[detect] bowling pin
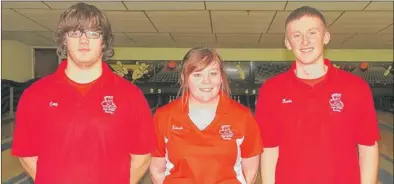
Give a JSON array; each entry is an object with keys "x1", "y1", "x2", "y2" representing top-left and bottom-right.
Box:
[{"x1": 237, "y1": 96, "x2": 241, "y2": 103}]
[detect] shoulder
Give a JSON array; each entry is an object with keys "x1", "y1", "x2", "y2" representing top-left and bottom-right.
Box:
[
  {"x1": 21, "y1": 74, "x2": 57, "y2": 98},
  {"x1": 109, "y1": 73, "x2": 142, "y2": 93},
  {"x1": 228, "y1": 99, "x2": 251, "y2": 115},
  {"x1": 334, "y1": 68, "x2": 370, "y2": 90},
  {"x1": 155, "y1": 98, "x2": 182, "y2": 117},
  {"x1": 226, "y1": 98, "x2": 256, "y2": 125},
  {"x1": 259, "y1": 71, "x2": 291, "y2": 91}
]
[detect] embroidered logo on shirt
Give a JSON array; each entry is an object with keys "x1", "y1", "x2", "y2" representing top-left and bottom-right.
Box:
[
  {"x1": 281, "y1": 98, "x2": 292, "y2": 104},
  {"x1": 219, "y1": 125, "x2": 234, "y2": 140},
  {"x1": 172, "y1": 125, "x2": 183, "y2": 130},
  {"x1": 49, "y1": 101, "x2": 58, "y2": 107},
  {"x1": 101, "y1": 96, "x2": 117, "y2": 114},
  {"x1": 329, "y1": 93, "x2": 344, "y2": 112}
]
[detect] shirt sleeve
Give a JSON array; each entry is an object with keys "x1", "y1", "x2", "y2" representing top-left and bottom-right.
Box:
[
  {"x1": 12, "y1": 87, "x2": 40, "y2": 157},
  {"x1": 255, "y1": 82, "x2": 280, "y2": 148},
  {"x1": 355, "y1": 81, "x2": 381, "y2": 145},
  {"x1": 151, "y1": 109, "x2": 166, "y2": 157},
  {"x1": 240, "y1": 111, "x2": 263, "y2": 158},
  {"x1": 127, "y1": 87, "x2": 157, "y2": 155}
]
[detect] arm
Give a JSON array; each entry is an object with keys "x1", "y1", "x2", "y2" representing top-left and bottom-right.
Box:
[
  {"x1": 149, "y1": 109, "x2": 167, "y2": 184},
  {"x1": 150, "y1": 157, "x2": 166, "y2": 184},
  {"x1": 242, "y1": 155, "x2": 260, "y2": 184},
  {"x1": 127, "y1": 87, "x2": 157, "y2": 184},
  {"x1": 354, "y1": 81, "x2": 381, "y2": 184},
  {"x1": 130, "y1": 153, "x2": 152, "y2": 184},
  {"x1": 254, "y1": 83, "x2": 279, "y2": 184},
  {"x1": 241, "y1": 112, "x2": 264, "y2": 184},
  {"x1": 358, "y1": 142, "x2": 379, "y2": 184},
  {"x1": 260, "y1": 147, "x2": 278, "y2": 184},
  {"x1": 11, "y1": 88, "x2": 40, "y2": 180},
  {"x1": 19, "y1": 156, "x2": 38, "y2": 180}
]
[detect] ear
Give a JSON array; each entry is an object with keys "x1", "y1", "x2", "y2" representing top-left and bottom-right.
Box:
[
  {"x1": 284, "y1": 36, "x2": 292, "y2": 51},
  {"x1": 323, "y1": 31, "x2": 331, "y2": 45}
]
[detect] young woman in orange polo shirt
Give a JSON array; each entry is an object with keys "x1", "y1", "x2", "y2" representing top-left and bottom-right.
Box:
[{"x1": 149, "y1": 47, "x2": 263, "y2": 184}]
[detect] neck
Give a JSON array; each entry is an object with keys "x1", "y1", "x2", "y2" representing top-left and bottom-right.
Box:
[
  {"x1": 294, "y1": 58, "x2": 327, "y2": 79},
  {"x1": 188, "y1": 95, "x2": 219, "y2": 111},
  {"x1": 65, "y1": 57, "x2": 103, "y2": 84}
]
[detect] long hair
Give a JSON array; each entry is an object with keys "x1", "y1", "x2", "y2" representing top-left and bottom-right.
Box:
[{"x1": 177, "y1": 47, "x2": 231, "y2": 104}]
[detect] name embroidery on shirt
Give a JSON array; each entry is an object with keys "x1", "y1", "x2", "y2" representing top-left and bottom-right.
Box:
[
  {"x1": 219, "y1": 125, "x2": 234, "y2": 140},
  {"x1": 329, "y1": 93, "x2": 344, "y2": 112},
  {"x1": 101, "y1": 96, "x2": 117, "y2": 114}
]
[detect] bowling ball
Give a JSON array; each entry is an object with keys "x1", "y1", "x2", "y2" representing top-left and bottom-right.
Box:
[
  {"x1": 168, "y1": 60, "x2": 177, "y2": 69},
  {"x1": 360, "y1": 62, "x2": 368, "y2": 71}
]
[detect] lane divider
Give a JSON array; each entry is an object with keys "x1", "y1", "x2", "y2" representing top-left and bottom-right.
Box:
[
  {"x1": 2, "y1": 137, "x2": 12, "y2": 152},
  {"x1": 3, "y1": 172, "x2": 32, "y2": 184}
]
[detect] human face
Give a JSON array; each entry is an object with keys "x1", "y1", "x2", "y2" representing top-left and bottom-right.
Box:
[
  {"x1": 285, "y1": 15, "x2": 330, "y2": 65},
  {"x1": 187, "y1": 62, "x2": 222, "y2": 104},
  {"x1": 66, "y1": 30, "x2": 103, "y2": 67}
]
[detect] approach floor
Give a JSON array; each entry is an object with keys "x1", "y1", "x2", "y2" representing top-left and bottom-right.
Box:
[{"x1": 2, "y1": 110, "x2": 393, "y2": 184}]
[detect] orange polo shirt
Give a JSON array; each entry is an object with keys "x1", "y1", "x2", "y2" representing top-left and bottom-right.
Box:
[{"x1": 152, "y1": 93, "x2": 263, "y2": 184}]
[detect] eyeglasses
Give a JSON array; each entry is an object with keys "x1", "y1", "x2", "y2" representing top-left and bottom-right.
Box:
[{"x1": 67, "y1": 30, "x2": 101, "y2": 39}]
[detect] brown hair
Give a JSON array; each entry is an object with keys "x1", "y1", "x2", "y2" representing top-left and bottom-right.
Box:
[
  {"x1": 285, "y1": 6, "x2": 327, "y2": 31},
  {"x1": 178, "y1": 47, "x2": 231, "y2": 101},
  {"x1": 55, "y1": 2, "x2": 114, "y2": 60}
]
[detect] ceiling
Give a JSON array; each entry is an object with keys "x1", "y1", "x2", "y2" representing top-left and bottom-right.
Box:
[{"x1": 1, "y1": 1, "x2": 393, "y2": 49}]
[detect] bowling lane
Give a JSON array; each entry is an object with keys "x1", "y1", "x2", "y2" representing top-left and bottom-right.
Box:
[{"x1": 377, "y1": 110, "x2": 394, "y2": 129}]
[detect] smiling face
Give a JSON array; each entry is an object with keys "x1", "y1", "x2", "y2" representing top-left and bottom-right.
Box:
[
  {"x1": 179, "y1": 47, "x2": 230, "y2": 105},
  {"x1": 285, "y1": 15, "x2": 330, "y2": 65},
  {"x1": 188, "y1": 61, "x2": 222, "y2": 103}
]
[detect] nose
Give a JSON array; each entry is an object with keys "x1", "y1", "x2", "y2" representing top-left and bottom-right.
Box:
[
  {"x1": 78, "y1": 33, "x2": 89, "y2": 44},
  {"x1": 202, "y1": 74, "x2": 210, "y2": 84},
  {"x1": 301, "y1": 35, "x2": 310, "y2": 46}
]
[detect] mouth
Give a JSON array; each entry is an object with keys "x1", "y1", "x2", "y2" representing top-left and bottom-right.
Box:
[
  {"x1": 199, "y1": 88, "x2": 214, "y2": 92},
  {"x1": 300, "y1": 47, "x2": 314, "y2": 53},
  {"x1": 78, "y1": 48, "x2": 90, "y2": 52}
]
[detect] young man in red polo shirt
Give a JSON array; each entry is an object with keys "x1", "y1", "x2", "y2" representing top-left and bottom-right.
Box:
[
  {"x1": 12, "y1": 3, "x2": 156, "y2": 184},
  {"x1": 256, "y1": 6, "x2": 380, "y2": 184}
]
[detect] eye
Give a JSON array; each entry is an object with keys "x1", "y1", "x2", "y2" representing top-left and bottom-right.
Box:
[
  {"x1": 210, "y1": 72, "x2": 218, "y2": 76},
  {"x1": 70, "y1": 31, "x2": 80, "y2": 36},
  {"x1": 88, "y1": 31, "x2": 100, "y2": 37},
  {"x1": 192, "y1": 73, "x2": 202, "y2": 77}
]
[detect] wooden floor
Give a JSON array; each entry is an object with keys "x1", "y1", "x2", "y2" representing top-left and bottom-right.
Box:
[{"x1": 2, "y1": 110, "x2": 393, "y2": 184}]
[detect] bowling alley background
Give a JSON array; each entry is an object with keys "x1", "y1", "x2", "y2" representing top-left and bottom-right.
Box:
[{"x1": 104, "y1": 59, "x2": 394, "y2": 113}]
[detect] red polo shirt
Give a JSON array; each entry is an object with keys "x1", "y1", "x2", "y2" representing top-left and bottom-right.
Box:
[
  {"x1": 255, "y1": 59, "x2": 380, "y2": 184},
  {"x1": 12, "y1": 60, "x2": 157, "y2": 184}
]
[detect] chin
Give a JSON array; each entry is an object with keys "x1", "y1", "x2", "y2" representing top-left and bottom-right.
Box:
[
  {"x1": 191, "y1": 93, "x2": 219, "y2": 103},
  {"x1": 296, "y1": 54, "x2": 320, "y2": 65}
]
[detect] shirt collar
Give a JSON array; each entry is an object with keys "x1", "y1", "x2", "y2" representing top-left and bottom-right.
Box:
[
  {"x1": 288, "y1": 58, "x2": 337, "y2": 84},
  {"x1": 54, "y1": 59, "x2": 113, "y2": 85}
]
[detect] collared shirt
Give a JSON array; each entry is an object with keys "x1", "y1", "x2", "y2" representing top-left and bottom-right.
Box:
[
  {"x1": 12, "y1": 60, "x2": 157, "y2": 184},
  {"x1": 152, "y1": 93, "x2": 263, "y2": 184},
  {"x1": 255, "y1": 59, "x2": 381, "y2": 184}
]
